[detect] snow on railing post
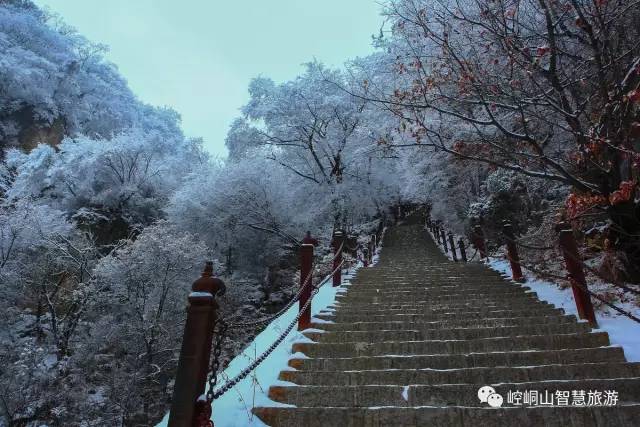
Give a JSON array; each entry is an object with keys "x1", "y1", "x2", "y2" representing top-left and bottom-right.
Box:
[
  {"x1": 472, "y1": 225, "x2": 488, "y2": 259},
  {"x1": 458, "y1": 238, "x2": 468, "y2": 262},
  {"x1": 298, "y1": 243, "x2": 314, "y2": 330},
  {"x1": 503, "y1": 222, "x2": 525, "y2": 282},
  {"x1": 168, "y1": 262, "x2": 225, "y2": 427},
  {"x1": 448, "y1": 232, "x2": 458, "y2": 262},
  {"x1": 556, "y1": 222, "x2": 598, "y2": 326},
  {"x1": 331, "y1": 231, "x2": 344, "y2": 287}
]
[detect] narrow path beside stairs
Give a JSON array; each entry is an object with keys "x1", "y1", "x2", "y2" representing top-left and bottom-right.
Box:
[{"x1": 253, "y1": 215, "x2": 640, "y2": 426}]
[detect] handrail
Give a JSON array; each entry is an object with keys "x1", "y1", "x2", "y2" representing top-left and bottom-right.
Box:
[{"x1": 425, "y1": 212, "x2": 639, "y2": 328}]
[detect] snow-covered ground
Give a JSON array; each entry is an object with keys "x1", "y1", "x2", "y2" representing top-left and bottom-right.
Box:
[
  {"x1": 426, "y1": 225, "x2": 640, "y2": 363},
  {"x1": 157, "y1": 248, "x2": 380, "y2": 427},
  {"x1": 488, "y1": 257, "x2": 640, "y2": 363}
]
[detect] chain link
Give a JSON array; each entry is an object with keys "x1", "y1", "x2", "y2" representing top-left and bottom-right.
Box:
[
  {"x1": 205, "y1": 315, "x2": 229, "y2": 402},
  {"x1": 225, "y1": 242, "x2": 346, "y2": 329},
  {"x1": 504, "y1": 233, "x2": 640, "y2": 297},
  {"x1": 226, "y1": 266, "x2": 315, "y2": 329},
  {"x1": 568, "y1": 276, "x2": 640, "y2": 324},
  {"x1": 500, "y1": 251, "x2": 640, "y2": 324},
  {"x1": 210, "y1": 259, "x2": 345, "y2": 401},
  {"x1": 560, "y1": 248, "x2": 640, "y2": 297}
]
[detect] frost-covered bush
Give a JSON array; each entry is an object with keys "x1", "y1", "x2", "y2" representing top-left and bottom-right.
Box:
[
  {"x1": 88, "y1": 222, "x2": 208, "y2": 424},
  {"x1": 4, "y1": 130, "x2": 204, "y2": 240},
  {"x1": 0, "y1": 1, "x2": 138, "y2": 145},
  {"x1": 466, "y1": 169, "x2": 566, "y2": 242},
  {"x1": 0, "y1": 198, "x2": 72, "y2": 287}
]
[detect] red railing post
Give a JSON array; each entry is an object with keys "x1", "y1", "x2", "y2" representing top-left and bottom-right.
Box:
[
  {"x1": 332, "y1": 231, "x2": 344, "y2": 287},
  {"x1": 458, "y1": 238, "x2": 468, "y2": 262},
  {"x1": 168, "y1": 262, "x2": 225, "y2": 427},
  {"x1": 472, "y1": 225, "x2": 487, "y2": 259},
  {"x1": 441, "y1": 226, "x2": 449, "y2": 253},
  {"x1": 298, "y1": 243, "x2": 314, "y2": 330},
  {"x1": 448, "y1": 231, "x2": 458, "y2": 262},
  {"x1": 556, "y1": 222, "x2": 598, "y2": 326},
  {"x1": 503, "y1": 222, "x2": 525, "y2": 282}
]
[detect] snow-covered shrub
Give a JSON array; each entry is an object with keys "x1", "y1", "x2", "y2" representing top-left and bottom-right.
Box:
[{"x1": 88, "y1": 222, "x2": 208, "y2": 423}]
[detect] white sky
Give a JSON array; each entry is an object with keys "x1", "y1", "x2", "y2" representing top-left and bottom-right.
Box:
[{"x1": 34, "y1": 0, "x2": 384, "y2": 156}]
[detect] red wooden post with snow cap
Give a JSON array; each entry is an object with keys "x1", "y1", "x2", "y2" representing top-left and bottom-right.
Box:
[
  {"x1": 503, "y1": 222, "x2": 525, "y2": 282},
  {"x1": 332, "y1": 231, "x2": 344, "y2": 286},
  {"x1": 556, "y1": 222, "x2": 597, "y2": 326},
  {"x1": 298, "y1": 243, "x2": 314, "y2": 330},
  {"x1": 168, "y1": 262, "x2": 225, "y2": 427},
  {"x1": 448, "y1": 231, "x2": 458, "y2": 262},
  {"x1": 472, "y1": 225, "x2": 487, "y2": 259}
]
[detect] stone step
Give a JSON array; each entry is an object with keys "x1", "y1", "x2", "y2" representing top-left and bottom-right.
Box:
[
  {"x1": 268, "y1": 377, "x2": 640, "y2": 407},
  {"x1": 354, "y1": 271, "x2": 507, "y2": 277},
  {"x1": 334, "y1": 293, "x2": 538, "y2": 304},
  {"x1": 338, "y1": 288, "x2": 530, "y2": 298},
  {"x1": 310, "y1": 315, "x2": 580, "y2": 332},
  {"x1": 350, "y1": 279, "x2": 513, "y2": 285},
  {"x1": 323, "y1": 306, "x2": 562, "y2": 318},
  {"x1": 259, "y1": 219, "x2": 639, "y2": 426},
  {"x1": 280, "y1": 362, "x2": 640, "y2": 386},
  {"x1": 290, "y1": 347, "x2": 626, "y2": 373},
  {"x1": 350, "y1": 273, "x2": 509, "y2": 279},
  {"x1": 342, "y1": 284, "x2": 529, "y2": 293},
  {"x1": 292, "y1": 332, "x2": 611, "y2": 358},
  {"x1": 328, "y1": 299, "x2": 555, "y2": 311},
  {"x1": 253, "y1": 404, "x2": 640, "y2": 427},
  {"x1": 314, "y1": 311, "x2": 568, "y2": 323},
  {"x1": 303, "y1": 323, "x2": 591, "y2": 343}
]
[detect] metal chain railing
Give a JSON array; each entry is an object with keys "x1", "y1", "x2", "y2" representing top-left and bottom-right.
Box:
[
  {"x1": 224, "y1": 242, "x2": 346, "y2": 329},
  {"x1": 209, "y1": 259, "x2": 345, "y2": 401},
  {"x1": 560, "y1": 247, "x2": 640, "y2": 298},
  {"x1": 205, "y1": 316, "x2": 229, "y2": 402},
  {"x1": 225, "y1": 267, "x2": 315, "y2": 329},
  {"x1": 502, "y1": 233, "x2": 640, "y2": 323},
  {"x1": 426, "y1": 213, "x2": 639, "y2": 327},
  {"x1": 567, "y1": 276, "x2": 640, "y2": 324},
  {"x1": 511, "y1": 235, "x2": 640, "y2": 298}
]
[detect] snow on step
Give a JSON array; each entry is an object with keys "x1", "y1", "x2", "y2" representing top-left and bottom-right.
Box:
[{"x1": 253, "y1": 214, "x2": 640, "y2": 426}]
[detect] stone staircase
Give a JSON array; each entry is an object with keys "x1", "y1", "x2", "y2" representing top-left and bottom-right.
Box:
[{"x1": 253, "y1": 217, "x2": 640, "y2": 426}]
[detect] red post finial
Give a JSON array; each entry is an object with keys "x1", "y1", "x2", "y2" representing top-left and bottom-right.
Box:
[
  {"x1": 192, "y1": 262, "x2": 226, "y2": 296},
  {"x1": 202, "y1": 261, "x2": 213, "y2": 277}
]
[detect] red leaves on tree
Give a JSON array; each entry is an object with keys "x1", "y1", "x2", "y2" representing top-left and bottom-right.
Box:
[
  {"x1": 628, "y1": 89, "x2": 640, "y2": 103},
  {"x1": 566, "y1": 192, "x2": 607, "y2": 218},
  {"x1": 609, "y1": 181, "x2": 636, "y2": 205},
  {"x1": 536, "y1": 46, "x2": 550, "y2": 56}
]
